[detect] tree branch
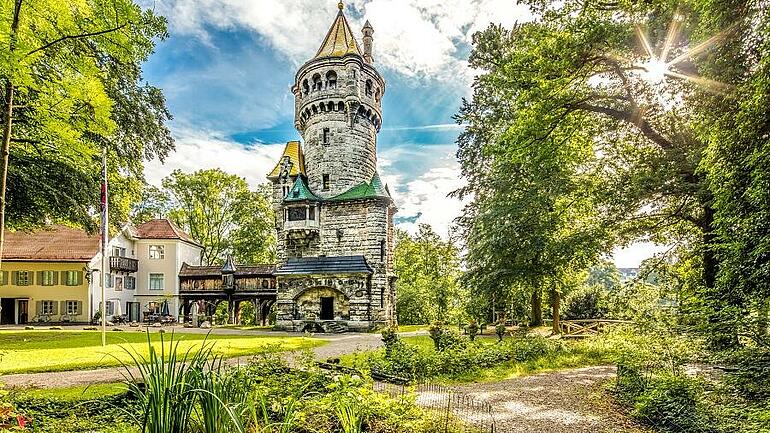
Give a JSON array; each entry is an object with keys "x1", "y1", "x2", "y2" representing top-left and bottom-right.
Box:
[
  {"x1": 572, "y1": 102, "x2": 674, "y2": 150},
  {"x1": 25, "y1": 22, "x2": 130, "y2": 58}
]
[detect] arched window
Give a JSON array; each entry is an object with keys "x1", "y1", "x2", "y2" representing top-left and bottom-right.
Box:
[
  {"x1": 327, "y1": 101, "x2": 334, "y2": 112},
  {"x1": 326, "y1": 70, "x2": 337, "y2": 89},
  {"x1": 375, "y1": 88, "x2": 380, "y2": 102},
  {"x1": 365, "y1": 79, "x2": 373, "y2": 97},
  {"x1": 312, "y1": 104, "x2": 318, "y2": 114},
  {"x1": 337, "y1": 101, "x2": 345, "y2": 112},
  {"x1": 302, "y1": 79, "x2": 310, "y2": 96},
  {"x1": 312, "y1": 74, "x2": 322, "y2": 91}
]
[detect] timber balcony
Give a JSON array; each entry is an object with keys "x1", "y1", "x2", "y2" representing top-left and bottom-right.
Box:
[{"x1": 110, "y1": 256, "x2": 138, "y2": 273}]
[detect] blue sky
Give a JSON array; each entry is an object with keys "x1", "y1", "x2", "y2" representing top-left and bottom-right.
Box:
[{"x1": 139, "y1": 0, "x2": 661, "y2": 266}]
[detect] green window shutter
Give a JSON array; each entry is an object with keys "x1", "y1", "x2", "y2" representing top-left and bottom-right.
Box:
[
  {"x1": 76, "y1": 301, "x2": 82, "y2": 315},
  {"x1": 77, "y1": 271, "x2": 83, "y2": 286},
  {"x1": 52, "y1": 301, "x2": 59, "y2": 316},
  {"x1": 36, "y1": 301, "x2": 42, "y2": 315},
  {"x1": 12, "y1": 271, "x2": 18, "y2": 285},
  {"x1": 28, "y1": 272, "x2": 34, "y2": 285},
  {"x1": 0, "y1": 271, "x2": 6, "y2": 286},
  {"x1": 53, "y1": 271, "x2": 59, "y2": 285},
  {"x1": 37, "y1": 271, "x2": 44, "y2": 285}
]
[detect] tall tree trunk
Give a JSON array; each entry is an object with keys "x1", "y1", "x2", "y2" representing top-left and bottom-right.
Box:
[
  {"x1": 0, "y1": 0, "x2": 22, "y2": 272},
  {"x1": 551, "y1": 287, "x2": 560, "y2": 334},
  {"x1": 0, "y1": 82, "x2": 13, "y2": 272},
  {"x1": 530, "y1": 288, "x2": 543, "y2": 327}
]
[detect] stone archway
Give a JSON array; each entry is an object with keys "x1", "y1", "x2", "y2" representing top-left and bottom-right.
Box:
[{"x1": 293, "y1": 287, "x2": 350, "y2": 322}]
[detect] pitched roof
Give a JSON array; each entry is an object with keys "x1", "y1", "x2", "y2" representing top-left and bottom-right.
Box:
[
  {"x1": 313, "y1": 4, "x2": 362, "y2": 60},
  {"x1": 274, "y1": 255, "x2": 372, "y2": 275},
  {"x1": 135, "y1": 219, "x2": 201, "y2": 246},
  {"x1": 179, "y1": 262, "x2": 275, "y2": 277},
  {"x1": 284, "y1": 176, "x2": 322, "y2": 202},
  {"x1": 2, "y1": 225, "x2": 100, "y2": 262},
  {"x1": 267, "y1": 141, "x2": 306, "y2": 180},
  {"x1": 328, "y1": 172, "x2": 392, "y2": 202}
]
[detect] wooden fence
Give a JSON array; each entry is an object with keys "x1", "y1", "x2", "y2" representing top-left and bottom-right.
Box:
[{"x1": 558, "y1": 319, "x2": 633, "y2": 338}]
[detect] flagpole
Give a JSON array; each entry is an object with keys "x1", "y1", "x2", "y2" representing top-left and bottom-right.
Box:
[{"x1": 101, "y1": 148, "x2": 108, "y2": 347}]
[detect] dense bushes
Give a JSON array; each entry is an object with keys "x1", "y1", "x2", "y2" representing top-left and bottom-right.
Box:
[
  {"x1": 562, "y1": 285, "x2": 607, "y2": 319},
  {"x1": 371, "y1": 327, "x2": 562, "y2": 381}
]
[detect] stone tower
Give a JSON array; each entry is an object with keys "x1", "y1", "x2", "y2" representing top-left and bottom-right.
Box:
[{"x1": 267, "y1": 2, "x2": 397, "y2": 332}]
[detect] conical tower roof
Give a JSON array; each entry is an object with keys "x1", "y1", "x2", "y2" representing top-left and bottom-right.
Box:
[{"x1": 313, "y1": 2, "x2": 362, "y2": 60}]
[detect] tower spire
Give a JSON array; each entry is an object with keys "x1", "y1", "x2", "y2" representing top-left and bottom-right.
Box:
[
  {"x1": 313, "y1": 2, "x2": 362, "y2": 59},
  {"x1": 338, "y1": 1, "x2": 344, "y2": 11}
]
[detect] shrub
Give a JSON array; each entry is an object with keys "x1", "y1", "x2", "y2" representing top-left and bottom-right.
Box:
[
  {"x1": 427, "y1": 321, "x2": 444, "y2": 350},
  {"x1": 495, "y1": 322, "x2": 507, "y2": 341},
  {"x1": 562, "y1": 285, "x2": 607, "y2": 320},
  {"x1": 632, "y1": 375, "x2": 714, "y2": 433},
  {"x1": 466, "y1": 321, "x2": 479, "y2": 341},
  {"x1": 723, "y1": 347, "x2": 770, "y2": 400}
]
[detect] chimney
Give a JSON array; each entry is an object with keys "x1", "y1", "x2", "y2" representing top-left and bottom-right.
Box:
[{"x1": 362, "y1": 21, "x2": 374, "y2": 64}]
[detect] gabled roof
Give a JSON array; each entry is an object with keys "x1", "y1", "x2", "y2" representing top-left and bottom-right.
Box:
[
  {"x1": 268, "y1": 141, "x2": 306, "y2": 180},
  {"x1": 135, "y1": 219, "x2": 201, "y2": 247},
  {"x1": 284, "y1": 176, "x2": 322, "y2": 202},
  {"x1": 313, "y1": 3, "x2": 362, "y2": 60},
  {"x1": 328, "y1": 172, "x2": 392, "y2": 202},
  {"x1": 275, "y1": 255, "x2": 373, "y2": 275},
  {"x1": 2, "y1": 225, "x2": 100, "y2": 262}
]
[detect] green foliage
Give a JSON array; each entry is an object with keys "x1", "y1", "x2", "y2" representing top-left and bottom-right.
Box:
[
  {"x1": 150, "y1": 169, "x2": 276, "y2": 265},
  {"x1": 632, "y1": 375, "x2": 714, "y2": 433},
  {"x1": 393, "y1": 226, "x2": 464, "y2": 325},
  {"x1": 1, "y1": 0, "x2": 172, "y2": 230},
  {"x1": 562, "y1": 285, "x2": 607, "y2": 320},
  {"x1": 722, "y1": 347, "x2": 770, "y2": 400},
  {"x1": 494, "y1": 322, "x2": 506, "y2": 342},
  {"x1": 466, "y1": 321, "x2": 479, "y2": 341}
]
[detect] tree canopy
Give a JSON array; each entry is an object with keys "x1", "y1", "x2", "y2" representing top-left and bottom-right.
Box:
[
  {"x1": 134, "y1": 169, "x2": 276, "y2": 266},
  {"x1": 456, "y1": 0, "x2": 769, "y2": 346},
  {"x1": 1, "y1": 0, "x2": 172, "y2": 234}
]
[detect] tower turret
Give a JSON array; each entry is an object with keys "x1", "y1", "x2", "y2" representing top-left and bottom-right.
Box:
[
  {"x1": 362, "y1": 21, "x2": 374, "y2": 64},
  {"x1": 292, "y1": 2, "x2": 385, "y2": 198}
]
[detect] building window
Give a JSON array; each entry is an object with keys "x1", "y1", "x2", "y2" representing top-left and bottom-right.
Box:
[
  {"x1": 365, "y1": 79, "x2": 373, "y2": 97},
  {"x1": 113, "y1": 246, "x2": 126, "y2": 257},
  {"x1": 322, "y1": 174, "x2": 330, "y2": 191},
  {"x1": 66, "y1": 300, "x2": 80, "y2": 315},
  {"x1": 125, "y1": 276, "x2": 136, "y2": 290},
  {"x1": 309, "y1": 206, "x2": 316, "y2": 220},
  {"x1": 105, "y1": 301, "x2": 114, "y2": 316},
  {"x1": 380, "y1": 240, "x2": 386, "y2": 261},
  {"x1": 41, "y1": 270, "x2": 56, "y2": 286},
  {"x1": 149, "y1": 245, "x2": 165, "y2": 260},
  {"x1": 64, "y1": 270, "x2": 79, "y2": 286},
  {"x1": 41, "y1": 300, "x2": 55, "y2": 315},
  {"x1": 149, "y1": 273, "x2": 164, "y2": 291},
  {"x1": 115, "y1": 276, "x2": 123, "y2": 291},
  {"x1": 288, "y1": 207, "x2": 306, "y2": 222},
  {"x1": 322, "y1": 127, "x2": 330, "y2": 145},
  {"x1": 312, "y1": 73, "x2": 322, "y2": 91},
  {"x1": 105, "y1": 273, "x2": 113, "y2": 288},
  {"x1": 326, "y1": 70, "x2": 337, "y2": 89},
  {"x1": 16, "y1": 271, "x2": 31, "y2": 286}
]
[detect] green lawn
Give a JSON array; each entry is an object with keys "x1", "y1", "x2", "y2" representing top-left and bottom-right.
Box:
[{"x1": 0, "y1": 330, "x2": 326, "y2": 374}]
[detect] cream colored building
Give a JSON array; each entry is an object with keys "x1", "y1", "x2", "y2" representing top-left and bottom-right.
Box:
[
  {"x1": 1, "y1": 226, "x2": 97, "y2": 324},
  {"x1": 0, "y1": 219, "x2": 202, "y2": 325}
]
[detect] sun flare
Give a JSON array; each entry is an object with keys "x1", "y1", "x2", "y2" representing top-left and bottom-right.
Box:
[{"x1": 642, "y1": 58, "x2": 669, "y2": 83}]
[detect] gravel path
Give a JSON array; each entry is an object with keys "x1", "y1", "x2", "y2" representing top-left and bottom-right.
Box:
[
  {"x1": 1, "y1": 331, "x2": 384, "y2": 389},
  {"x1": 416, "y1": 366, "x2": 646, "y2": 433}
]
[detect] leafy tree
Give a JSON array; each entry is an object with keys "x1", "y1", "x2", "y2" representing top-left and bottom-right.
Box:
[
  {"x1": 393, "y1": 225, "x2": 463, "y2": 325},
  {"x1": 0, "y1": 0, "x2": 172, "y2": 250},
  {"x1": 159, "y1": 169, "x2": 275, "y2": 265},
  {"x1": 455, "y1": 0, "x2": 768, "y2": 345},
  {"x1": 131, "y1": 184, "x2": 171, "y2": 224}
]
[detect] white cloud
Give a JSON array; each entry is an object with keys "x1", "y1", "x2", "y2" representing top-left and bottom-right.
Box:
[
  {"x1": 144, "y1": 126, "x2": 285, "y2": 188},
  {"x1": 144, "y1": 0, "x2": 534, "y2": 80},
  {"x1": 379, "y1": 145, "x2": 466, "y2": 238}
]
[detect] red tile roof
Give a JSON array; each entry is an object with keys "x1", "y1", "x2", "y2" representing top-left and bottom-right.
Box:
[
  {"x1": 2, "y1": 225, "x2": 100, "y2": 262},
  {"x1": 135, "y1": 219, "x2": 201, "y2": 246}
]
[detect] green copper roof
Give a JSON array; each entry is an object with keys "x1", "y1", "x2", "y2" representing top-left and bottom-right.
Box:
[
  {"x1": 329, "y1": 172, "x2": 392, "y2": 202},
  {"x1": 284, "y1": 176, "x2": 322, "y2": 202}
]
